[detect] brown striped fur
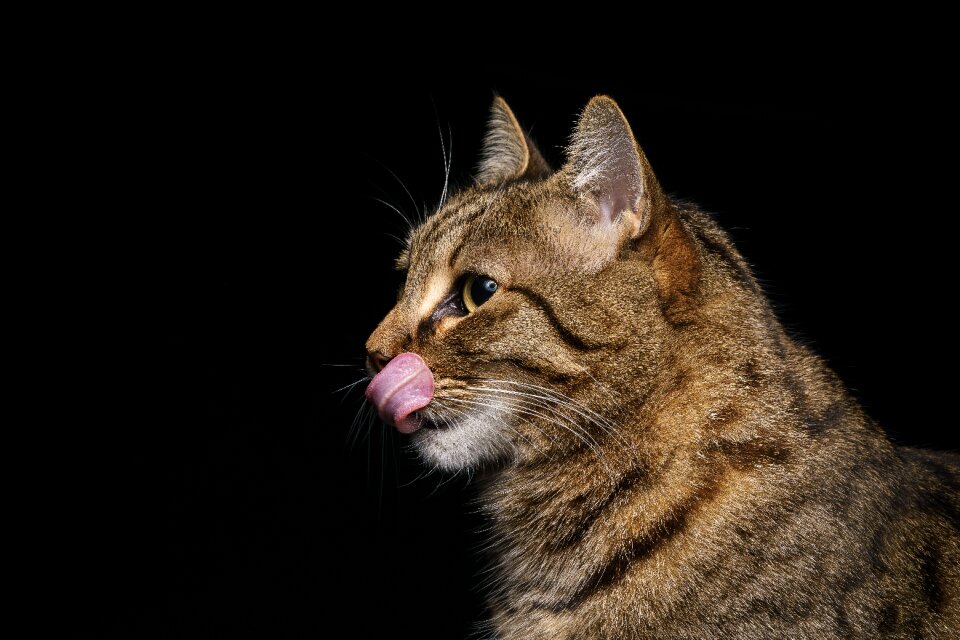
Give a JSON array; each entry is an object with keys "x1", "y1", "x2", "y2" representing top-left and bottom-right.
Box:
[{"x1": 365, "y1": 96, "x2": 960, "y2": 638}]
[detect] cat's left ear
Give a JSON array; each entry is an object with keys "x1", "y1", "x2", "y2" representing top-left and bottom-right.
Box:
[
  {"x1": 476, "y1": 97, "x2": 552, "y2": 184},
  {"x1": 565, "y1": 95, "x2": 666, "y2": 239}
]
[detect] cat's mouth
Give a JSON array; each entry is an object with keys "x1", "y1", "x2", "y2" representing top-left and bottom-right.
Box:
[{"x1": 365, "y1": 352, "x2": 436, "y2": 434}]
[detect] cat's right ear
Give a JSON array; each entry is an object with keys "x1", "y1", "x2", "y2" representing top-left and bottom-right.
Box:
[
  {"x1": 567, "y1": 96, "x2": 699, "y2": 321},
  {"x1": 476, "y1": 97, "x2": 551, "y2": 184},
  {"x1": 565, "y1": 95, "x2": 667, "y2": 240}
]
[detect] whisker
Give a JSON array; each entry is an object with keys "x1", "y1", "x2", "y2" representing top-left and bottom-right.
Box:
[
  {"x1": 432, "y1": 101, "x2": 452, "y2": 212},
  {"x1": 466, "y1": 386, "x2": 617, "y2": 446},
  {"x1": 345, "y1": 401, "x2": 374, "y2": 451},
  {"x1": 379, "y1": 413, "x2": 387, "y2": 521},
  {"x1": 456, "y1": 390, "x2": 617, "y2": 479},
  {"x1": 467, "y1": 379, "x2": 631, "y2": 451},
  {"x1": 489, "y1": 379, "x2": 621, "y2": 430},
  {"x1": 443, "y1": 397, "x2": 555, "y2": 461},
  {"x1": 438, "y1": 121, "x2": 451, "y2": 210},
  {"x1": 366, "y1": 154, "x2": 424, "y2": 226},
  {"x1": 332, "y1": 376, "x2": 370, "y2": 395},
  {"x1": 382, "y1": 164, "x2": 424, "y2": 225},
  {"x1": 372, "y1": 196, "x2": 415, "y2": 235},
  {"x1": 389, "y1": 424, "x2": 401, "y2": 490}
]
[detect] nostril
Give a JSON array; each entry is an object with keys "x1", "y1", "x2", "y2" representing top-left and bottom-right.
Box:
[{"x1": 369, "y1": 351, "x2": 393, "y2": 373}]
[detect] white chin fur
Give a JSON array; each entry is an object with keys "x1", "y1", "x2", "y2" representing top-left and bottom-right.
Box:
[{"x1": 411, "y1": 403, "x2": 512, "y2": 472}]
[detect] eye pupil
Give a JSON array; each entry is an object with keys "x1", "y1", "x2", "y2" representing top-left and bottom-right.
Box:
[{"x1": 463, "y1": 274, "x2": 499, "y2": 312}]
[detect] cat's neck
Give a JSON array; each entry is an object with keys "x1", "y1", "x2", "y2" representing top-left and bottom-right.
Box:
[{"x1": 477, "y1": 320, "x2": 876, "y2": 623}]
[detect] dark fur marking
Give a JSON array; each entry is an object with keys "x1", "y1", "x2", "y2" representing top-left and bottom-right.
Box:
[
  {"x1": 511, "y1": 286, "x2": 598, "y2": 352},
  {"x1": 550, "y1": 466, "x2": 650, "y2": 551},
  {"x1": 919, "y1": 546, "x2": 944, "y2": 613},
  {"x1": 909, "y1": 455, "x2": 960, "y2": 531},
  {"x1": 735, "y1": 358, "x2": 764, "y2": 389},
  {"x1": 690, "y1": 225, "x2": 756, "y2": 289},
  {"x1": 550, "y1": 506, "x2": 694, "y2": 611},
  {"x1": 550, "y1": 476, "x2": 722, "y2": 612},
  {"x1": 417, "y1": 202, "x2": 474, "y2": 249},
  {"x1": 448, "y1": 236, "x2": 469, "y2": 269},
  {"x1": 707, "y1": 404, "x2": 742, "y2": 428},
  {"x1": 717, "y1": 435, "x2": 791, "y2": 469},
  {"x1": 499, "y1": 355, "x2": 576, "y2": 383},
  {"x1": 814, "y1": 402, "x2": 844, "y2": 433},
  {"x1": 879, "y1": 602, "x2": 900, "y2": 630}
]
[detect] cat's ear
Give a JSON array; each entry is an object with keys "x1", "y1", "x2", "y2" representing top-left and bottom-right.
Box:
[
  {"x1": 565, "y1": 95, "x2": 665, "y2": 239},
  {"x1": 476, "y1": 97, "x2": 551, "y2": 184}
]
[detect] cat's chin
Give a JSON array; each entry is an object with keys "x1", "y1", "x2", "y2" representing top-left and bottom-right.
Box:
[{"x1": 410, "y1": 409, "x2": 512, "y2": 472}]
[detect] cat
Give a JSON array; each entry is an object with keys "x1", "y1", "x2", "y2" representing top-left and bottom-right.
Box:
[{"x1": 364, "y1": 95, "x2": 960, "y2": 639}]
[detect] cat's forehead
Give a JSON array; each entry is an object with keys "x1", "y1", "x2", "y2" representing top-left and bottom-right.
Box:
[
  {"x1": 400, "y1": 178, "x2": 615, "y2": 289},
  {"x1": 408, "y1": 183, "x2": 551, "y2": 268}
]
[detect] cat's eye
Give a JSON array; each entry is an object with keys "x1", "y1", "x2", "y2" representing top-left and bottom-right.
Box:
[{"x1": 462, "y1": 274, "x2": 498, "y2": 312}]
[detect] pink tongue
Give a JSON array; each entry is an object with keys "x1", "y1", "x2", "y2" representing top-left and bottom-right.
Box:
[{"x1": 365, "y1": 352, "x2": 435, "y2": 434}]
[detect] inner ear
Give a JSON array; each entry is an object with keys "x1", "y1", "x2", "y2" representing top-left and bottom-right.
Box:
[
  {"x1": 565, "y1": 96, "x2": 662, "y2": 238},
  {"x1": 594, "y1": 143, "x2": 643, "y2": 226}
]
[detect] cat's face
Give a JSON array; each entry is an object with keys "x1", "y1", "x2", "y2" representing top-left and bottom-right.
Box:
[{"x1": 366, "y1": 97, "x2": 694, "y2": 472}]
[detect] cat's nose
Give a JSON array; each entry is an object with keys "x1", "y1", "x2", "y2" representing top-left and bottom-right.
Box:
[{"x1": 368, "y1": 350, "x2": 393, "y2": 373}]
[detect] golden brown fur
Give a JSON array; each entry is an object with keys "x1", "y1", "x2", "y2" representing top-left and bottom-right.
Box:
[{"x1": 366, "y1": 96, "x2": 960, "y2": 638}]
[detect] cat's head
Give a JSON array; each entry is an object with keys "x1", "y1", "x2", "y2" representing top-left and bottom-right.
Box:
[{"x1": 365, "y1": 96, "x2": 700, "y2": 472}]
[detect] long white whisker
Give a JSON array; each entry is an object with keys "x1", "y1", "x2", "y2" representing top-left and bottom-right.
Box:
[
  {"x1": 469, "y1": 379, "x2": 630, "y2": 450},
  {"x1": 466, "y1": 385, "x2": 626, "y2": 450},
  {"x1": 486, "y1": 379, "x2": 621, "y2": 431},
  {"x1": 437, "y1": 118, "x2": 452, "y2": 210},
  {"x1": 382, "y1": 164, "x2": 424, "y2": 225},
  {"x1": 378, "y1": 412, "x2": 387, "y2": 520},
  {"x1": 346, "y1": 401, "x2": 373, "y2": 451},
  {"x1": 455, "y1": 391, "x2": 616, "y2": 479},
  {"x1": 452, "y1": 393, "x2": 582, "y2": 444},
  {"x1": 372, "y1": 197, "x2": 415, "y2": 235},
  {"x1": 442, "y1": 397, "x2": 555, "y2": 461},
  {"x1": 332, "y1": 376, "x2": 370, "y2": 395}
]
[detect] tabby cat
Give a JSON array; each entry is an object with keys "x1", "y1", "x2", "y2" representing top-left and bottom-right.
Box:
[{"x1": 364, "y1": 96, "x2": 960, "y2": 638}]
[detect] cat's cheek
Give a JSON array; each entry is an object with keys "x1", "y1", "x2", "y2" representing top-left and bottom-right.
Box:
[
  {"x1": 435, "y1": 316, "x2": 460, "y2": 334},
  {"x1": 411, "y1": 410, "x2": 512, "y2": 471}
]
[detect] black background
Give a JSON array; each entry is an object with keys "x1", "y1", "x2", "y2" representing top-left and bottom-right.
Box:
[{"x1": 85, "y1": 62, "x2": 957, "y2": 637}]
